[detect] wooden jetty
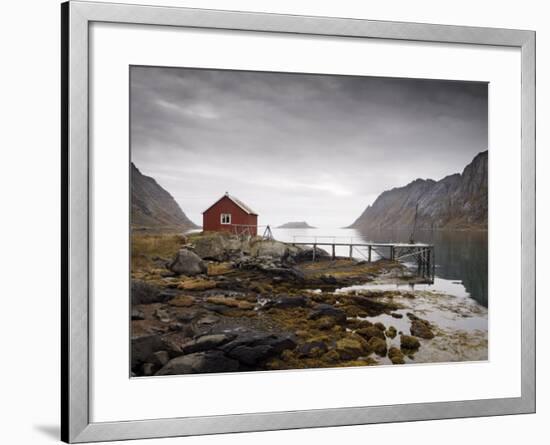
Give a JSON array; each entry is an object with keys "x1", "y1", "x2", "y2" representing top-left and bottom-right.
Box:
[{"x1": 289, "y1": 236, "x2": 435, "y2": 278}]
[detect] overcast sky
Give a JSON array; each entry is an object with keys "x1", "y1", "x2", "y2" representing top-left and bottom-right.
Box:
[{"x1": 130, "y1": 66, "x2": 488, "y2": 228}]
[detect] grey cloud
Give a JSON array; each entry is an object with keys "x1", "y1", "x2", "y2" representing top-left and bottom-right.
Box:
[{"x1": 130, "y1": 66, "x2": 487, "y2": 227}]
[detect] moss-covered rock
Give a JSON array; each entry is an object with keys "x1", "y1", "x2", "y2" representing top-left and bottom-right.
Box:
[
  {"x1": 168, "y1": 295, "x2": 195, "y2": 307},
  {"x1": 400, "y1": 334, "x2": 420, "y2": 350},
  {"x1": 410, "y1": 318, "x2": 435, "y2": 339},
  {"x1": 207, "y1": 262, "x2": 234, "y2": 276},
  {"x1": 177, "y1": 278, "x2": 217, "y2": 291},
  {"x1": 385, "y1": 326, "x2": 397, "y2": 339},
  {"x1": 308, "y1": 304, "x2": 347, "y2": 325},
  {"x1": 249, "y1": 282, "x2": 274, "y2": 294},
  {"x1": 317, "y1": 316, "x2": 337, "y2": 330},
  {"x1": 345, "y1": 318, "x2": 372, "y2": 330},
  {"x1": 335, "y1": 335, "x2": 370, "y2": 360},
  {"x1": 297, "y1": 340, "x2": 329, "y2": 358},
  {"x1": 205, "y1": 296, "x2": 255, "y2": 310},
  {"x1": 322, "y1": 349, "x2": 341, "y2": 363},
  {"x1": 374, "y1": 322, "x2": 386, "y2": 331},
  {"x1": 388, "y1": 346, "x2": 406, "y2": 364},
  {"x1": 367, "y1": 336, "x2": 387, "y2": 356},
  {"x1": 356, "y1": 325, "x2": 385, "y2": 340}
]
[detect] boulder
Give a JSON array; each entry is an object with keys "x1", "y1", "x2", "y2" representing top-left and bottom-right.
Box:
[
  {"x1": 400, "y1": 334, "x2": 421, "y2": 350},
  {"x1": 388, "y1": 346, "x2": 406, "y2": 364},
  {"x1": 265, "y1": 295, "x2": 308, "y2": 309},
  {"x1": 335, "y1": 336, "x2": 369, "y2": 360},
  {"x1": 154, "y1": 307, "x2": 174, "y2": 323},
  {"x1": 192, "y1": 233, "x2": 246, "y2": 261},
  {"x1": 296, "y1": 341, "x2": 328, "y2": 358},
  {"x1": 348, "y1": 294, "x2": 399, "y2": 315},
  {"x1": 131, "y1": 333, "x2": 165, "y2": 368},
  {"x1": 224, "y1": 236, "x2": 249, "y2": 257},
  {"x1": 155, "y1": 351, "x2": 240, "y2": 375},
  {"x1": 367, "y1": 336, "x2": 387, "y2": 356},
  {"x1": 263, "y1": 266, "x2": 305, "y2": 281},
  {"x1": 131, "y1": 307, "x2": 145, "y2": 320},
  {"x1": 142, "y1": 362, "x2": 156, "y2": 376},
  {"x1": 194, "y1": 314, "x2": 220, "y2": 326},
  {"x1": 220, "y1": 331, "x2": 296, "y2": 366},
  {"x1": 308, "y1": 304, "x2": 347, "y2": 325},
  {"x1": 320, "y1": 275, "x2": 338, "y2": 285},
  {"x1": 168, "y1": 249, "x2": 207, "y2": 276},
  {"x1": 385, "y1": 326, "x2": 397, "y2": 339},
  {"x1": 203, "y1": 303, "x2": 235, "y2": 315},
  {"x1": 149, "y1": 350, "x2": 170, "y2": 367},
  {"x1": 356, "y1": 326, "x2": 385, "y2": 340},
  {"x1": 317, "y1": 316, "x2": 337, "y2": 330},
  {"x1": 374, "y1": 322, "x2": 386, "y2": 331},
  {"x1": 160, "y1": 332, "x2": 193, "y2": 357},
  {"x1": 180, "y1": 333, "x2": 236, "y2": 354},
  {"x1": 410, "y1": 319, "x2": 435, "y2": 339},
  {"x1": 292, "y1": 245, "x2": 330, "y2": 261},
  {"x1": 250, "y1": 240, "x2": 289, "y2": 260},
  {"x1": 227, "y1": 344, "x2": 274, "y2": 366},
  {"x1": 236, "y1": 256, "x2": 305, "y2": 281},
  {"x1": 131, "y1": 280, "x2": 165, "y2": 305}
]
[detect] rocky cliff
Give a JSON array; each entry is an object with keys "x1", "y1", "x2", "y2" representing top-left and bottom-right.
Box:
[
  {"x1": 131, "y1": 163, "x2": 198, "y2": 230},
  {"x1": 349, "y1": 151, "x2": 488, "y2": 231}
]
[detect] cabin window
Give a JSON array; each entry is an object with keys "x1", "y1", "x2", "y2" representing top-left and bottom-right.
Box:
[{"x1": 220, "y1": 213, "x2": 231, "y2": 225}]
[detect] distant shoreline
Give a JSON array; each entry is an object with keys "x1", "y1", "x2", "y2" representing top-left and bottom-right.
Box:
[{"x1": 276, "y1": 221, "x2": 316, "y2": 229}]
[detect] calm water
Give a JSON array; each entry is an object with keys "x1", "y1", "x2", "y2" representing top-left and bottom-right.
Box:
[{"x1": 271, "y1": 227, "x2": 488, "y2": 308}]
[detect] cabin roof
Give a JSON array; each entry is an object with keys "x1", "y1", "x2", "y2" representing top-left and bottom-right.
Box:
[{"x1": 202, "y1": 193, "x2": 258, "y2": 216}]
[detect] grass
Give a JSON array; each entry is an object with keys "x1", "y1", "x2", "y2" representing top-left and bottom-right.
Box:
[{"x1": 131, "y1": 232, "x2": 185, "y2": 272}]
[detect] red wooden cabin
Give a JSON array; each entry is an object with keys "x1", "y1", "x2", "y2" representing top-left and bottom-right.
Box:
[{"x1": 202, "y1": 193, "x2": 258, "y2": 236}]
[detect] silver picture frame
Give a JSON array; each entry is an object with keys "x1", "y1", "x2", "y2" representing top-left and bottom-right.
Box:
[{"x1": 61, "y1": 1, "x2": 536, "y2": 442}]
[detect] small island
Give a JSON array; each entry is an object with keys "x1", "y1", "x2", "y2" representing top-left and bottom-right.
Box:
[{"x1": 277, "y1": 221, "x2": 316, "y2": 229}]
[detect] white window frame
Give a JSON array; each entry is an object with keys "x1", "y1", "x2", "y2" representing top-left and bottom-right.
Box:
[{"x1": 220, "y1": 213, "x2": 231, "y2": 225}]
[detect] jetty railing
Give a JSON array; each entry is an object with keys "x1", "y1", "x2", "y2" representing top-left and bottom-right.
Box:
[{"x1": 289, "y1": 235, "x2": 435, "y2": 279}]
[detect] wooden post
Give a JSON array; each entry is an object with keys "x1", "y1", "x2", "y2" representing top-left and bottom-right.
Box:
[
  {"x1": 422, "y1": 249, "x2": 428, "y2": 274},
  {"x1": 349, "y1": 245, "x2": 353, "y2": 259},
  {"x1": 312, "y1": 244, "x2": 316, "y2": 262},
  {"x1": 431, "y1": 246, "x2": 435, "y2": 279},
  {"x1": 368, "y1": 245, "x2": 372, "y2": 262},
  {"x1": 426, "y1": 249, "x2": 430, "y2": 275},
  {"x1": 390, "y1": 246, "x2": 394, "y2": 261},
  {"x1": 332, "y1": 244, "x2": 336, "y2": 260}
]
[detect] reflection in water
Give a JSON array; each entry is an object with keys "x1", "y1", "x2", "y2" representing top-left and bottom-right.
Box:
[
  {"x1": 355, "y1": 228, "x2": 488, "y2": 307},
  {"x1": 272, "y1": 227, "x2": 488, "y2": 308}
]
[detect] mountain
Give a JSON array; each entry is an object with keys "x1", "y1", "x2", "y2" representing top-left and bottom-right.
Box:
[
  {"x1": 131, "y1": 163, "x2": 198, "y2": 230},
  {"x1": 277, "y1": 221, "x2": 316, "y2": 229},
  {"x1": 349, "y1": 151, "x2": 488, "y2": 231}
]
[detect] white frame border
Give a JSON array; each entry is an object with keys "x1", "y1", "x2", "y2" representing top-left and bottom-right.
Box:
[{"x1": 61, "y1": 1, "x2": 535, "y2": 442}]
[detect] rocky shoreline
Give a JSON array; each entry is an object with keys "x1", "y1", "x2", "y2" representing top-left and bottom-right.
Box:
[{"x1": 131, "y1": 232, "x2": 487, "y2": 376}]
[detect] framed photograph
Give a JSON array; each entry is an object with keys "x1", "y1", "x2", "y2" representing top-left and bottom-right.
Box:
[{"x1": 61, "y1": 1, "x2": 535, "y2": 442}]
